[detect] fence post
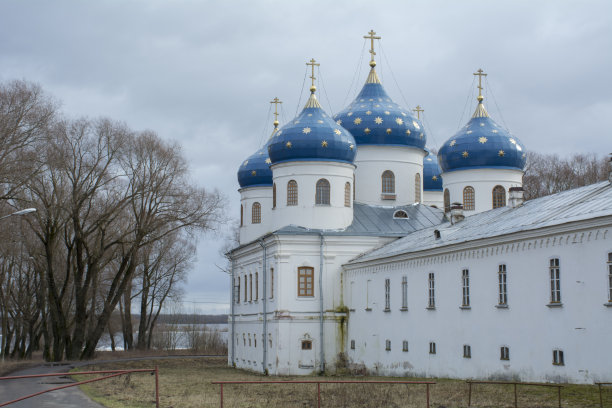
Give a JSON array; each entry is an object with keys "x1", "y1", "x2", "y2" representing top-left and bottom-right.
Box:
[
  {"x1": 468, "y1": 381, "x2": 472, "y2": 406},
  {"x1": 514, "y1": 383, "x2": 517, "y2": 408},
  {"x1": 557, "y1": 386, "x2": 561, "y2": 408},
  {"x1": 220, "y1": 383, "x2": 224, "y2": 408},
  {"x1": 426, "y1": 383, "x2": 430, "y2": 408},
  {"x1": 599, "y1": 384, "x2": 603, "y2": 408},
  {"x1": 317, "y1": 382, "x2": 321, "y2": 408},
  {"x1": 155, "y1": 366, "x2": 160, "y2": 408}
]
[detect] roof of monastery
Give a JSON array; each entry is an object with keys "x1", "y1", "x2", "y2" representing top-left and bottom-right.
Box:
[{"x1": 349, "y1": 180, "x2": 612, "y2": 265}]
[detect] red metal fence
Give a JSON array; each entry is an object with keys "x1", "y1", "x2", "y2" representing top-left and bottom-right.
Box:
[
  {"x1": 466, "y1": 380, "x2": 563, "y2": 408},
  {"x1": 596, "y1": 382, "x2": 612, "y2": 408},
  {"x1": 211, "y1": 380, "x2": 436, "y2": 408},
  {"x1": 0, "y1": 367, "x2": 160, "y2": 407}
]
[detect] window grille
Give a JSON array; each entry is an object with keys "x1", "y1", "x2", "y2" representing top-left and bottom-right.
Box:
[
  {"x1": 607, "y1": 253, "x2": 612, "y2": 302},
  {"x1": 272, "y1": 183, "x2": 276, "y2": 208},
  {"x1": 463, "y1": 345, "x2": 471, "y2": 358},
  {"x1": 463, "y1": 186, "x2": 475, "y2": 210},
  {"x1": 550, "y1": 258, "x2": 561, "y2": 303},
  {"x1": 492, "y1": 185, "x2": 506, "y2": 209},
  {"x1": 462, "y1": 269, "x2": 470, "y2": 307},
  {"x1": 444, "y1": 189, "x2": 450, "y2": 212},
  {"x1": 315, "y1": 179, "x2": 330, "y2": 205},
  {"x1": 428, "y1": 273, "x2": 435, "y2": 308},
  {"x1": 344, "y1": 182, "x2": 351, "y2": 207},
  {"x1": 553, "y1": 349, "x2": 564, "y2": 366},
  {"x1": 384, "y1": 278, "x2": 390, "y2": 310},
  {"x1": 298, "y1": 267, "x2": 314, "y2": 297},
  {"x1": 401, "y1": 276, "x2": 408, "y2": 310},
  {"x1": 498, "y1": 264, "x2": 507, "y2": 305},
  {"x1": 402, "y1": 340, "x2": 409, "y2": 352},
  {"x1": 287, "y1": 180, "x2": 298, "y2": 206},
  {"x1": 385, "y1": 340, "x2": 391, "y2": 351},
  {"x1": 500, "y1": 346, "x2": 510, "y2": 360},
  {"x1": 429, "y1": 342, "x2": 436, "y2": 354},
  {"x1": 415, "y1": 173, "x2": 421, "y2": 203},
  {"x1": 382, "y1": 170, "x2": 395, "y2": 194},
  {"x1": 252, "y1": 202, "x2": 261, "y2": 224},
  {"x1": 301, "y1": 340, "x2": 312, "y2": 350}
]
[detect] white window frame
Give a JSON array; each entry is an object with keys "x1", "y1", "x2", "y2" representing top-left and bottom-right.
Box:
[
  {"x1": 553, "y1": 349, "x2": 564, "y2": 366},
  {"x1": 607, "y1": 252, "x2": 612, "y2": 303},
  {"x1": 401, "y1": 276, "x2": 408, "y2": 310},
  {"x1": 402, "y1": 340, "x2": 409, "y2": 352},
  {"x1": 550, "y1": 258, "x2": 561, "y2": 303},
  {"x1": 429, "y1": 341, "x2": 436, "y2": 354},
  {"x1": 500, "y1": 346, "x2": 510, "y2": 360},
  {"x1": 428, "y1": 273, "x2": 435, "y2": 309},
  {"x1": 384, "y1": 278, "x2": 390, "y2": 311},
  {"x1": 498, "y1": 264, "x2": 508, "y2": 305},
  {"x1": 462, "y1": 269, "x2": 470, "y2": 307},
  {"x1": 385, "y1": 339, "x2": 391, "y2": 351},
  {"x1": 463, "y1": 344, "x2": 471, "y2": 358}
]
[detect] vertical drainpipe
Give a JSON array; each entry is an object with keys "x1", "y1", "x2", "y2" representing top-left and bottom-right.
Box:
[
  {"x1": 229, "y1": 255, "x2": 235, "y2": 367},
  {"x1": 319, "y1": 233, "x2": 325, "y2": 374},
  {"x1": 258, "y1": 239, "x2": 268, "y2": 375}
]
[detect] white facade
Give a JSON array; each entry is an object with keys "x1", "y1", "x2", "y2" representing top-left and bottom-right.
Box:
[
  {"x1": 239, "y1": 186, "x2": 273, "y2": 245},
  {"x1": 423, "y1": 190, "x2": 443, "y2": 209}
]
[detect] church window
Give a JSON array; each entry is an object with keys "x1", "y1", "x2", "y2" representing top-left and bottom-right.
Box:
[
  {"x1": 287, "y1": 180, "x2": 298, "y2": 205},
  {"x1": 344, "y1": 182, "x2": 351, "y2": 207},
  {"x1": 301, "y1": 340, "x2": 312, "y2": 350},
  {"x1": 272, "y1": 183, "x2": 276, "y2": 208},
  {"x1": 249, "y1": 273, "x2": 253, "y2": 302},
  {"x1": 366, "y1": 280, "x2": 372, "y2": 310},
  {"x1": 353, "y1": 174, "x2": 356, "y2": 200},
  {"x1": 384, "y1": 279, "x2": 391, "y2": 311},
  {"x1": 298, "y1": 266, "x2": 314, "y2": 297},
  {"x1": 385, "y1": 340, "x2": 391, "y2": 351},
  {"x1": 553, "y1": 349, "x2": 564, "y2": 366},
  {"x1": 401, "y1": 276, "x2": 408, "y2": 310},
  {"x1": 550, "y1": 258, "x2": 561, "y2": 303},
  {"x1": 402, "y1": 340, "x2": 409, "y2": 352},
  {"x1": 270, "y1": 268, "x2": 274, "y2": 299},
  {"x1": 462, "y1": 269, "x2": 470, "y2": 307},
  {"x1": 316, "y1": 179, "x2": 330, "y2": 205},
  {"x1": 394, "y1": 210, "x2": 408, "y2": 219},
  {"x1": 444, "y1": 189, "x2": 450, "y2": 212},
  {"x1": 381, "y1": 170, "x2": 395, "y2": 196},
  {"x1": 415, "y1": 173, "x2": 421, "y2": 203},
  {"x1": 428, "y1": 273, "x2": 435, "y2": 308},
  {"x1": 243, "y1": 334, "x2": 246, "y2": 346},
  {"x1": 254, "y1": 337, "x2": 257, "y2": 348},
  {"x1": 248, "y1": 334, "x2": 251, "y2": 347},
  {"x1": 252, "y1": 202, "x2": 261, "y2": 224},
  {"x1": 235, "y1": 278, "x2": 240, "y2": 304},
  {"x1": 429, "y1": 342, "x2": 436, "y2": 354},
  {"x1": 500, "y1": 346, "x2": 510, "y2": 360},
  {"x1": 463, "y1": 345, "x2": 472, "y2": 358},
  {"x1": 240, "y1": 205, "x2": 243, "y2": 226},
  {"x1": 269, "y1": 334, "x2": 272, "y2": 348},
  {"x1": 607, "y1": 253, "x2": 612, "y2": 302},
  {"x1": 463, "y1": 186, "x2": 475, "y2": 211},
  {"x1": 255, "y1": 272, "x2": 259, "y2": 301},
  {"x1": 350, "y1": 340, "x2": 355, "y2": 350},
  {"x1": 243, "y1": 275, "x2": 247, "y2": 302},
  {"x1": 498, "y1": 264, "x2": 508, "y2": 305},
  {"x1": 492, "y1": 185, "x2": 506, "y2": 209}
]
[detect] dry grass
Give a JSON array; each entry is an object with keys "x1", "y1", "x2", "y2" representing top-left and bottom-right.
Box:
[
  {"x1": 0, "y1": 353, "x2": 45, "y2": 377},
  {"x1": 72, "y1": 358, "x2": 612, "y2": 408}
]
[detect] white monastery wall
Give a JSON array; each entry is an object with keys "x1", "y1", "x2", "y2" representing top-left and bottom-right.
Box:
[
  {"x1": 239, "y1": 187, "x2": 273, "y2": 245},
  {"x1": 423, "y1": 190, "x2": 443, "y2": 209}
]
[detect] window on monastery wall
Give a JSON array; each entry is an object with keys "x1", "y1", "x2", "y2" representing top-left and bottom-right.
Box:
[
  {"x1": 429, "y1": 342, "x2": 436, "y2": 354},
  {"x1": 243, "y1": 275, "x2": 247, "y2": 302},
  {"x1": 254, "y1": 337, "x2": 257, "y2": 348},
  {"x1": 550, "y1": 258, "x2": 561, "y2": 303},
  {"x1": 235, "y1": 278, "x2": 239, "y2": 304},
  {"x1": 402, "y1": 340, "x2": 409, "y2": 352},
  {"x1": 444, "y1": 189, "x2": 450, "y2": 212},
  {"x1": 298, "y1": 266, "x2": 314, "y2": 297},
  {"x1": 384, "y1": 278, "x2": 391, "y2": 311},
  {"x1": 463, "y1": 186, "x2": 475, "y2": 211},
  {"x1": 255, "y1": 272, "x2": 259, "y2": 301},
  {"x1": 492, "y1": 185, "x2": 506, "y2": 209},
  {"x1": 500, "y1": 346, "x2": 510, "y2": 360},
  {"x1": 240, "y1": 204, "x2": 243, "y2": 226},
  {"x1": 249, "y1": 273, "x2": 253, "y2": 302},
  {"x1": 498, "y1": 264, "x2": 508, "y2": 305},
  {"x1": 381, "y1": 170, "x2": 395, "y2": 196},
  {"x1": 269, "y1": 334, "x2": 272, "y2": 348},
  {"x1": 366, "y1": 280, "x2": 372, "y2": 310},
  {"x1": 462, "y1": 269, "x2": 470, "y2": 307},
  {"x1": 270, "y1": 268, "x2": 274, "y2": 299},
  {"x1": 463, "y1": 344, "x2": 471, "y2": 358},
  {"x1": 385, "y1": 339, "x2": 391, "y2": 351},
  {"x1": 344, "y1": 182, "x2": 351, "y2": 207},
  {"x1": 272, "y1": 183, "x2": 276, "y2": 208},
  {"x1": 401, "y1": 276, "x2": 408, "y2": 310},
  {"x1": 428, "y1": 273, "x2": 435, "y2": 309},
  {"x1": 607, "y1": 252, "x2": 612, "y2": 303},
  {"x1": 287, "y1": 180, "x2": 298, "y2": 205},
  {"x1": 248, "y1": 334, "x2": 251, "y2": 347},
  {"x1": 243, "y1": 334, "x2": 246, "y2": 346},
  {"x1": 252, "y1": 202, "x2": 261, "y2": 224},
  {"x1": 350, "y1": 340, "x2": 355, "y2": 350},
  {"x1": 415, "y1": 173, "x2": 421, "y2": 203},
  {"x1": 553, "y1": 349, "x2": 564, "y2": 366},
  {"x1": 301, "y1": 340, "x2": 312, "y2": 350},
  {"x1": 316, "y1": 179, "x2": 330, "y2": 205},
  {"x1": 353, "y1": 174, "x2": 356, "y2": 200}
]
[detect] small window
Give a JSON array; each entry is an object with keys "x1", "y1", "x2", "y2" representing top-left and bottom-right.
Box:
[
  {"x1": 402, "y1": 340, "x2": 409, "y2": 352},
  {"x1": 272, "y1": 183, "x2": 277, "y2": 208},
  {"x1": 270, "y1": 268, "x2": 274, "y2": 299},
  {"x1": 254, "y1": 337, "x2": 257, "y2": 348},
  {"x1": 240, "y1": 204, "x2": 243, "y2": 226},
  {"x1": 553, "y1": 349, "x2": 564, "y2": 366},
  {"x1": 550, "y1": 258, "x2": 561, "y2": 303},
  {"x1": 462, "y1": 269, "x2": 470, "y2": 307},
  {"x1": 302, "y1": 340, "x2": 312, "y2": 350},
  {"x1": 235, "y1": 278, "x2": 240, "y2": 304},
  {"x1": 248, "y1": 334, "x2": 251, "y2": 347},
  {"x1": 463, "y1": 186, "x2": 475, "y2": 211},
  {"x1": 415, "y1": 173, "x2": 421, "y2": 203},
  {"x1": 500, "y1": 346, "x2": 510, "y2": 360},
  {"x1": 428, "y1": 273, "x2": 435, "y2": 308},
  {"x1": 255, "y1": 272, "x2": 259, "y2": 301},
  {"x1": 401, "y1": 276, "x2": 408, "y2": 310},
  {"x1": 444, "y1": 189, "x2": 450, "y2": 213},
  {"x1": 607, "y1": 253, "x2": 612, "y2": 302},
  {"x1": 249, "y1": 273, "x2": 253, "y2": 302},
  {"x1": 382, "y1": 170, "x2": 395, "y2": 195},
  {"x1": 316, "y1": 179, "x2": 330, "y2": 205},
  {"x1": 353, "y1": 174, "x2": 356, "y2": 200},
  {"x1": 243, "y1": 275, "x2": 247, "y2": 302},
  {"x1": 492, "y1": 185, "x2": 506, "y2": 209},
  {"x1": 393, "y1": 210, "x2": 408, "y2": 219},
  {"x1": 350, "y1": 340, "x2": 355, "y2": 350},
  {"x1": 384, "y1": 278, "x2": 390, "y2": 311},
  {"x1": 429, "y1": 342, "x2": 436, "y2": 354},
  {"x1": 298, "y1": 267, "x2": 314, "y2": 297},
  {"x1": 287, "y1": 180, "x2": 298, "y2": 206},
  {"x1": 243, "y1": 334, "x2": 246, "y2": 346},
  {"x1": 385, "y1": 339, "x2": 391, "y2": 351},
  {"x1": 463, "y1": 345, "x2": 471, "y2": 358},
  {"x1": 252, "y1": 202, "x2": 261, "y2": 224},
  {"x1": 269, "y1": 334, "x2": 272, "y2": 348},
  {"x1": 498, "y1": 264, "x2": 508, "y2": 305},
  {"x1": 344, "y1": 182, "x2": 351, "y2": 207}
]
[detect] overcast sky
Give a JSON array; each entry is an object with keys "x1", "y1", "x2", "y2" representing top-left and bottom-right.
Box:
[{"x1": 1, "y1": 0, "x2": 610, "y2": 314}]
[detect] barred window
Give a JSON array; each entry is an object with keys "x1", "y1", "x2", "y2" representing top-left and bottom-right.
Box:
[
  {"x1": 462, "y1": 269, "x2": 470, "y2": 307},
  {"x1": 287, "y1": 180, "x2": 298, "y2": 206},
  {"x1": 344, "y1": 182, "x2": 351, "y2": 207},
  {"x1": 243, "y1": 275, "x2": 247, "y2": 302},
  {"x1": 272, "y1": 183, "x2": 276, "y2": 208},
  {"x1": 498, "y1": 264, "x2": 508, "y2": 305},
  {"x1": 302, "y1": 340, "x2": 312, "y2": 350},
  {"x1": 252, "y1": 202, "x2": 261, "y2": 224},
  {"x1": 350, "y1": 340, "x2": 355, "y2": 350},
  {"x1": 429, "y1": 342, "x2": 436, "y2": 354},
  {"x1": 444, "y1": 189, "x2": 450, "y2": 212},
  {"x1": 500, "y1": 346, "x2": 510, "y2": 360},
  {"x1": 298, "y1": 267, "x2": 314, "y2": 297},
  {"x1": 316, "y1": 179, "x2": 330, "y2": 205},
  {"x1": 385, "y1": 339, "x2": 391, "y2": 351},
  {"x1": 382, "y1": 170, "x2": 395, "y2": 194},
  {"x1": 550, "y1": 258, "x2": 561, "y2": 303},
  {"x1": 415, "y1": 173, "x2": 421, "y2": 203},
  {"x1": 463, "y1": 186, "x2": 475, "y2": 211},
  {"x1": 255, "y1": 272, "x2": 259, "y2": 301},
  {"x1": 553, "y1": 349, "x2": 564, "y2": 366},
  {"x1": 236, "y1": 278, "x2": 240, "y2": 304},
  {"x1": 249, "y1": 273, "x2": 253, "y2": 302},
  {"x1": 270, "y1": 268, "x2": 274, "y2": 299},
  {"x1": 492, "y1": 185, "x2": 506, "y2": 209},
  {"x1": 402, "y1": 340, "x2": 409, "y2": 352},
  {"x1": 401, "y1": 276, "x2": 408, "y2": 310},
  {"x1": 607, "y1": 253, "x2": 612, "y2": 302},
  {"x1": 428, "y1": 273, "x2": 435, "y2": 308},
  {"x1": 463, "y1": 344, "x2": 471, "y2": 358},
  {"x1": 384, "y1": 278, "x2": 391, "y2": 311}
]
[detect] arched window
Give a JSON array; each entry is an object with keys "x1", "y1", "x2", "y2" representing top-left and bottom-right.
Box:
[
  {"x1": 444, "y1": 189, "x2": 450, "y2": 212},
  {"x1": 492, "y1": 185, "x2": 506, "y2": 209},
  {"x1": 240, "y1": 204, "x2": 243, "y2": 226},
  {"x1": 252, "y1": 202, "x2": 261, "y2": 224},
  {"x1": 353, "y1": 174, "x2": 356, "y2": 200},
  {"x1": 381, "y1": 170, "x2": 395, "y2": 195},
  {"x1": 393, "y1": 210, "x2": 408, "y2": 219},
  {"x1": 344, "y1": 182, "x2": 351, "y2": 207},
  {"x1": 463, "y1": 186, "x2": 475, "y2": 211},
  {"x1": 415, "y1": 173, "x2": 421, "y2": 203},
  {"x1": 316, "y1": 179, "x2": 330, "y2": 205},
  {"x1": 272, "y1": 183, "x2": 276, "y2": 209},
  {"x1": 287, "y1": 180, "x2": 298, "y2": 206}
]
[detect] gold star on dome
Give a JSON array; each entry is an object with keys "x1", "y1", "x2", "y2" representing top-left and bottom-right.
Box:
[
  {"x1": 379, "y1": 98, "x2": 383, "y2": 102},
  {"x1": 480, "y1": 123, "x2": 485, "y2": 126},
  {"x1": 348, "y1": 112, "x2": 353, "y2": 117},
  {"x1": 420, "y1": 133, "x2": 424, "y2": 139},
  {"x1": 294, "y1": 120, "x2": 300, "y2": 124},
  {"x1": 449, "y1": 140, "x2": 456, "y2": 147},
  {"x1": 492, "y1": 129, "x2": 498, "y2": 133},
  {"x1": 334, "y1": 129, "x2": 341, "y2": 135},
  {"x1": 384, "y1": 111, "x2": 390, "y2": 115},
  {"x1": 375, "y1": 117, "x2": 383, "y2": 124},
  {"x1": 395, "y1": 118, "x2": 403, "y2": 125},
  {"x1": 349, "y1": 144, "x2": 354, "y2": 150},
  {"x1": 462, "y1": 151, "x2": 469, "y2": 158},
  {"x1": 303, "y1": 127, "x2": 311, "y2": 134},
  {"x1": 375, "y1": 104, "x2": 380, "y2": 107},
  {"x1": 364, "y1": 128, "x2": 371, "y2": 134},
  {"x1": 361, "y1": 104, "x2": 366, "y2": 108},
  {"x1": 369, "y1": 98, "x2": 373, "y2": 101},
  {"x1": 286, "y1": 141, "x2": 292, "y2": 148},
  {"x1": 243, "y1": 160, "x2": 249, "y2": 166},
  {"x1": 277, "y1": 130, "x2": 282, "y2": 136},
  {"x1": 522, "y1": 153, "x2": 526, "y2": 158},
  {"x1": 360, "y1": 98, "x2": 364, "y2": 102},
  {"x1": 307, "y1": 113, "x2": 312, "y2": 117},
  {"x1": 509, "y1": 138, "x2": 517, "y2": 144},
  {"x1": 498, "y1": 150, "x2": 505, "y2": 157},
  {"x1": 354, "y1": 118, "x2": 362, "y2": 125},
  {"x1": 321, "y1": 140, "x2": 328, "y2": 147},
  {"x1": 317, "y1": 120, "x2": 323, "y2": 124},
  {"x1": 265, "y1": 158, "x2": 271, "y2": 164},
  {"x1": 413, "y1": 121, "x2": 420, "y2": 129},
  {"x1": 251, "y1": 170, "x2": 256, "y2": 176},
  {"x1": 406, "y1": 129, "x2": 411, "y2": 135},
  {"x1": 366, "y1": 110, "x2": 372, "y2": 115},
  {"x1": 432, "y1": 175, "x2": 438, "y2": 181},
  {"x1": 259, "y1": 151, "x2": 264, "y2": 155},
  {"x1": 479, "y1": 137, "x2": 488, "y2": 144},
  {"x1": 336, "y1": 119, "x2": 342, "y2": 125},
  {"x1": 401, "y1": 112, "x2": 406, "y2": 116},
  {"x1": 386, "y1": 128, "x2": 392, "y2": 134},
  {"x1": 466, "y1": 130, "x2": 473, "y2": 134}
]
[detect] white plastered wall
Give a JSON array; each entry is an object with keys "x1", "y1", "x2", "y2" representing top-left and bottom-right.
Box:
[
  {"x1": 238, "y1": 187, "x2": 273, "y2": 245},
  {"x1": 423, "y1": 190, "x2": 444, "y2": 209}
]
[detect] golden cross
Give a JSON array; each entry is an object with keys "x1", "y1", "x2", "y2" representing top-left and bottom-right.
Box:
[
  {"x1": 413, "y1": 105, "x2": 424, "y2": 120},
  {"x1": 306, "y1": 58, "x2": 320, "y2": 89},
  {"x1": 473, "y1": 68, "x2": 487, "y2": 99},
  {"x1": 364, "y1": 29, "x2": 381, "y2": 64},
  {"x1": 270, "y1": 97, "x2": 282, "y2": 128}
]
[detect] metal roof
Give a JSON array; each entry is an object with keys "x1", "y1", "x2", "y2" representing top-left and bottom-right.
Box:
[{"x1": 350, "y1": 181, "x2": 612, "y2": 264}]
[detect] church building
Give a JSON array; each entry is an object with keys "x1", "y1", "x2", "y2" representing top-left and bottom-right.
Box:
[{"x1": 228, "y1": 31, "x2": 612, "y2": 384}]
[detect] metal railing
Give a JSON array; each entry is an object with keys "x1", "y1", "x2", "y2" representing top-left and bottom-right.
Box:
[
  {"x1": 212, "y1": 380, "x2": 436, "y2": 408},
  {"x1": 0, "y1": 367, "x2": 160, "y2": 407},
  {"x1": 596, "y1": 382, "x2": 612, "y2": 408},
  {"x1": 466, "y1": 380, "x2": 563, "y2": 408}
]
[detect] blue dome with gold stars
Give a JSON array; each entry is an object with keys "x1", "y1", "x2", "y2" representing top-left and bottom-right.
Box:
[
  {"x1": 334, "y1": 67, "x2": 426, "y2": 149},
  {"x1": 237, "y1": 144, "x2": 273, "y2": 189},
  {"x1": 268, "y1": 92, "x2": 356, "y2": 165},
  {"x1": 423, "y1": 148, "x2": 443, "y2": 191},
  {"x1": 438, "y1": 99, "x2": 526, "y2": 173}
]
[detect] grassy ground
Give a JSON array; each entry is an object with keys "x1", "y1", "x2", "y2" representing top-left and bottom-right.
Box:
[{"x1": 72, "y1": 357, "x2": 612, "y2": 408}]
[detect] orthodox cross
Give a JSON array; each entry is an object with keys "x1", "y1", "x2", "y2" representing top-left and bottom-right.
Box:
[
  {"x1": 270, "y1": 97, "x2": 282, "y2": 127},
  {"x1": 413, "y1": 105, "x2": 424, "y2": 120},
  {"x1": 306, "y1": 58, "x2": 320, "y2": 90},
  {"x1": 473, "y1": 68, "x2": 487, "y2": 100},
  {"x1": 364, "y1": 30, "x2": 381, "y2": 65}
]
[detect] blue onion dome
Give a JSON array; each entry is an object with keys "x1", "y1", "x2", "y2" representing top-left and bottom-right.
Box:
[
  {"x1": 333, "y1": 65, "x2": 426, "y2": 149},
  {"x1": 237, "y1": 120, "x2": 279, "y2": 188},
  {"x1": 268, "y1": 86, "x2": 356, "y2": 165},
  {"x1": 438, "y1": 93, "x2": 526, "y2": 173},
  {"x1": 423, "y1": 148, "x2": 443, "y2": 191}
]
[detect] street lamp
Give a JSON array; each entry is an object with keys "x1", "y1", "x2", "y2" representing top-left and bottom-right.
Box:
[{"x1": 0, "y1": 208, "x2": 37, "y2": 220}]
